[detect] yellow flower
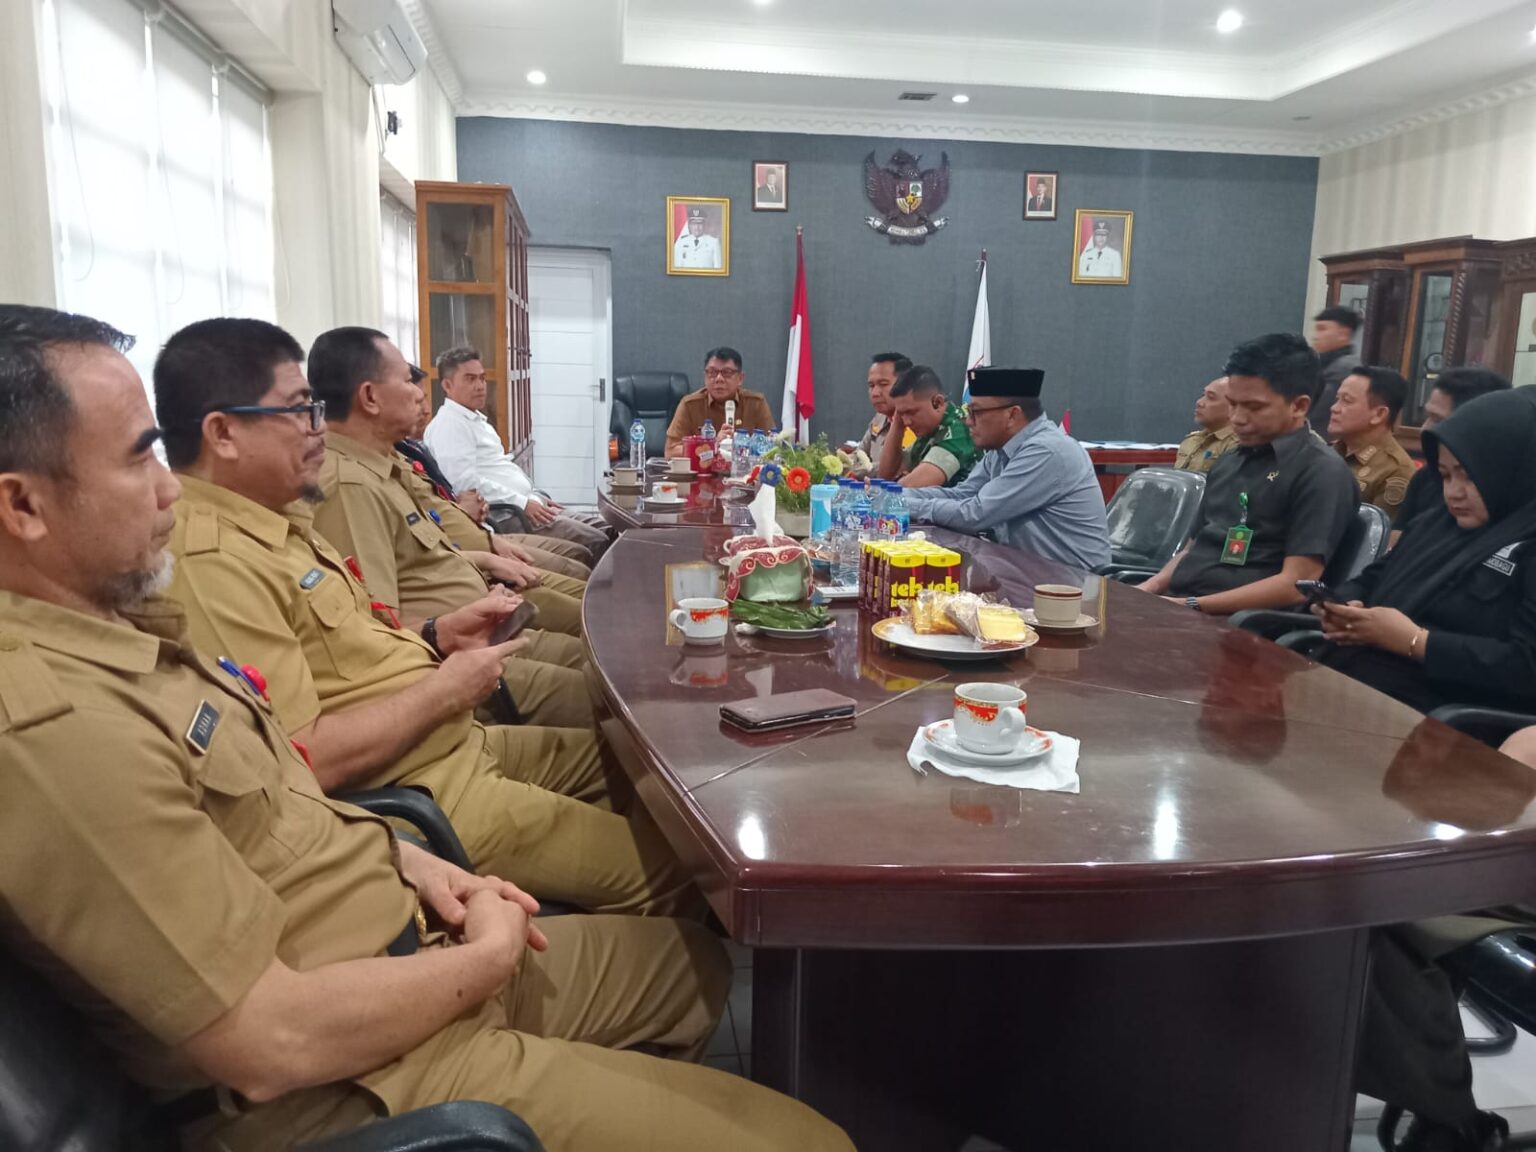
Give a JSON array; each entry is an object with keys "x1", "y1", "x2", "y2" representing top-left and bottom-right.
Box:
[{"x1": 821, "y1": 454, "x2": 844, "y2": 476}]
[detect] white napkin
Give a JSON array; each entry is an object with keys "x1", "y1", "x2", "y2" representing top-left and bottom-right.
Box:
[
  {"x1": 749, "y1": 483, "x2": 782, "y2": 539},
  {"x1": 906, "y1": 726, "x2": 1081, "y2": 793}
]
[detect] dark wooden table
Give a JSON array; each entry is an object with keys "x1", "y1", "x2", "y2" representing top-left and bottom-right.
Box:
[
  {"x1": 598, "y1": 473, "x2": 745, "y2": 531},
  {"x1": 583, "y1": 527, "x2": 1536, "y2": 1151}
]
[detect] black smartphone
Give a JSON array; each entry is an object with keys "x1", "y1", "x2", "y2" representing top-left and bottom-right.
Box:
[
  {"x1": 720, "y1": 689, "x2": 857, "y2": 733},
  {"x1": 1295, "y1": 579, "x2": 1342, "y2": 607},
  {"x1": 490, "y1": 600, "x2": 540, "y2": 645}
]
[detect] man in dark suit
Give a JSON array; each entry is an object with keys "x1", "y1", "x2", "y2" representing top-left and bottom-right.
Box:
[
  {"x1": 1027, "y1": 179, "x2": 1054, "y2": 214},
  {"x1": 755, "y1": 167, "x2": 784, "y2": 205}
]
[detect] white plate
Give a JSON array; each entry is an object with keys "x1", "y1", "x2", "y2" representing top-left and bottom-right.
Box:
[
  {"x1": 922, "y1": 719, "x2": 1053, "y2": 766},
  {"x1": 871, "y1": 617, "x2": 1035, "y2": 660},
  {"x1": 645, "y1": 494, "x2": 687, "y2": 506},
  {"x1": 755, "y1": 621, "x2": 836, "y2": 640},
  {"x1": 1021, "y1": 609, "x2": 1099, "y2": 633}
]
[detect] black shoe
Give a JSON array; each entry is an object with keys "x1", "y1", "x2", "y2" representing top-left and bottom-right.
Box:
[{"x1": 1394, "y1": 1111, "x2": 1508, "y2": 1152}]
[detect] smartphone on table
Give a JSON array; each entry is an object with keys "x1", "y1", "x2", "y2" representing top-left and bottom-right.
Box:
[{"x1": 720, "y1": 689, "x2": 857, "y2": 733}]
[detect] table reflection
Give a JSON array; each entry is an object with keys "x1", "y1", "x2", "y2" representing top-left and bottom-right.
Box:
[{"x1": 1384, "y1": 719, "x2": 1536, "y2": 832}]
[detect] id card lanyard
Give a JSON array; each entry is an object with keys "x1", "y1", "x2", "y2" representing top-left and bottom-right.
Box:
[{"x1": 1221, "y1": 492, "x2": 1253, "y2": 566}]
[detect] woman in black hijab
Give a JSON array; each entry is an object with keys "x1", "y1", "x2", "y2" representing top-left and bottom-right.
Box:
[{"x1": 1317, "y1": 387, "x2": 1536, "y2": 714}]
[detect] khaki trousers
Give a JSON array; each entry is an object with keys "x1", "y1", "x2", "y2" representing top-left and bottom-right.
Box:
[
  {"x1": 198, "y1": 918, "x2": 853, "y2": 1152},
  {"x1": 448, "y1": 724, "x2": 702, "y2": 919},
  {"x1": 520, "y1": 575, "x2": 586, "y2": 639},
  {"x1": 500, "y1": 630, "x2": 596, "y2": 730},
  {"x1": 530, "y1": 515, "x2": 610, "y2": 562},
  {"x1": 500, "y1": 533, "x2": 593, "y2": 577},
  {"x1": 527, "y1": 548, "x2": 591, "y2": 581}
]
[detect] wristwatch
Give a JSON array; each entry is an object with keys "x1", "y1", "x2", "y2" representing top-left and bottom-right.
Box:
[
  {"x1": 420, "y1": 617, "x2": 442, "y2": 658},
  {"x1": 1185, "y1": 596, "x2": 1202, "y2": 612}
]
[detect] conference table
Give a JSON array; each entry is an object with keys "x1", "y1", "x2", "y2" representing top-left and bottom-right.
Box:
[{"x1": 581, "y1": 521, "x2": 1536, "y2": 1151}]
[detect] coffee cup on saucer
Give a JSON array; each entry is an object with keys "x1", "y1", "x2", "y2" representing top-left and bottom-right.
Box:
[
  {"x1": 652, "y1": 481, "x2": 680, "y2": 501},
  {"x1": 612, "y1": 465, "x2": 640, "y2": 488},
  {"x1": 669, "y1": 597, "x2": 729, "y2": 644},
  {"x1": 668, "y1": 456, "x2": 693, "y2": 476},
  {"x1": 1032, "y1": 584, "x2": 1084, "y2": 628},
  {"x1": 952, "y1": 682, "x2": 1027, "y2": 754}
]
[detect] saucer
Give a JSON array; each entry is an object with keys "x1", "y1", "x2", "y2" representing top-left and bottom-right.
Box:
[
  {"x1": 1022, "y1": 609, "x2": 1099, "y2": 633},
  {"x1": 645, "y1": 494, "x2": 687, "y2": 506},
  {"x1": 756, "y1": 621, "x2": 836, "y2": 640},
  {"x1": 922, "y1": 719, "x2": 1052, "y2": 766}
]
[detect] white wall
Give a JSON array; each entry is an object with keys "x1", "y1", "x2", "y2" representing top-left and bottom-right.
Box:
[
  {"x1": 1307, "y1": 94, "x2": 1536, "y2": 314},
  {"x1": 3, "y1": 0, "x2": 458, "y2": 349}
]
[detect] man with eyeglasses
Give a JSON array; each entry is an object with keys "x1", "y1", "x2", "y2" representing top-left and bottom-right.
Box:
[
  {"x1": 901, "y1": 367, "x2": 1110, "y2": 571},
  {"x1": 156, "y1": 317, "x2": 703, "y2": 920},
  {"x1": 664, "y1": 347, "x2": 776, "y2": 457}
]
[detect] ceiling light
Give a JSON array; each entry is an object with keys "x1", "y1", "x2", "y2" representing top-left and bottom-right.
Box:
[
  {"x1": 1215, "y1": 9, "x2": 1243, "y2": 33},
  {"x1": 952, "y1": 93, "x2": 970, "y2": 104},
  {"x1": 526, "y1": 69, "x2": 547, "y2": 85}
]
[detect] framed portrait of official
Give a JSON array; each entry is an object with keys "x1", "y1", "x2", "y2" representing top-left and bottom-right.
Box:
[
  {"x1": 1070, "y1": 209, "x2": 1133, "y2": 285},
  {"x1": 666, "y1": 196, "x2": 731, "y2": 277},
  {"x1": 752, "y1": 162, "x2": 788, "y2": 212},
  {"x1": 1023, "y1": 171, "x2": 1058, "y2": 221}
]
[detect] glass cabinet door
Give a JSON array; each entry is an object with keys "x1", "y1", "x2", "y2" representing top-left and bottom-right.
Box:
[
  {"x1": 1408, "y1": 272, "x2": 1454, "y2": 421},
  {"x1": 424, "y1": 202, "x2": 497, "y2": 285},
  {"x1": 1514, "y1": 291, "x2": 1536, "y2": 388}
]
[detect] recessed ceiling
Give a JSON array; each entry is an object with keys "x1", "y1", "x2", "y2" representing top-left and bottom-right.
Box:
[{"x1": 414, "y1": 0, "x2": 1536, "y2": 154}]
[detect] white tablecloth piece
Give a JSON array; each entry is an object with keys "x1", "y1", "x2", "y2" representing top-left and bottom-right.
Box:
[{"x1": 906, "y1": 726, "x2": 1081, "y2": 793}]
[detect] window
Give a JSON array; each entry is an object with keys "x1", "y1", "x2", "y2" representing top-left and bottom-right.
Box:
[
  {"x1": 380, "y1": 191, "x2": 419, "y2": 365},
  {"x1": 40, "y1": 0, "x2": 275, "y2": 393}
]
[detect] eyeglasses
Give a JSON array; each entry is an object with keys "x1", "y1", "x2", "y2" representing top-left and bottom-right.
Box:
[
  {"x1": 215, "y1": 401, "x2": 327, "y2": 432},
  {"x1": 703, "y1": 368, "x2": 741, "y2": 381},
  {"x1": 965, "y1": 403, "x2": 1017, "y2": 422}
]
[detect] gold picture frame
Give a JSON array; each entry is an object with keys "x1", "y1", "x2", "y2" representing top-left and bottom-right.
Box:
[
  {"x1": 666, "y1": 196, "x2": 731, "y2": 277},
  {"x1": 1070, "y1": 209, "x2": 1133, "y2": 286}
]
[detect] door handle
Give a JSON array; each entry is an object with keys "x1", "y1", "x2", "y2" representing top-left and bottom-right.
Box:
[{"x1": 597, "y1": 377, "x2": 606, "y2": 402}]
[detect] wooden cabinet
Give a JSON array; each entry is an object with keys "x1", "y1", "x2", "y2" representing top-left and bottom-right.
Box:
[
  {"x1": 415, "y1": 180, "x2": 534, "y2": 472},
  {"x1": 1494, "y1": 239, "x2": 1536, "y2": 389},
  {"x1": 1321, "y1": 237, "x2": 1505, "y2": 426}
]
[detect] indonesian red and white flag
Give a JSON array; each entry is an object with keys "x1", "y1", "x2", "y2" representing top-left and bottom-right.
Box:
[
  {"x1": 780, "y1": 231, "x2": 814, "y2": 443},
  {"x1": 962, "y1": 251, "x2": 991, "y2": 403}
]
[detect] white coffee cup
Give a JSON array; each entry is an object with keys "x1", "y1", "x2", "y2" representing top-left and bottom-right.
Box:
[
  {"x1": 612, "y1": 466, "x2": 640, "y2": 487},
  {"x1": 668, "y1": 456, "x2": 693, "y2": 475},
  {"x1": 652, "y1": 481, "x2": 679, "y2": 501},
  {"x1": 952, "y1": 682, "x2": 1027, "y2": 754},
  {"x1": 669, "y1": 596, "x2": 730, "y2": 644},
  {"x1": 1033, "y1": 584, "x2": 1084, "y2": 627}
]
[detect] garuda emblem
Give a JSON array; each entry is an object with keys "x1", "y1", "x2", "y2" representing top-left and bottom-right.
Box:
[{"x1": 864, "y1": 149, "x2": 950, "y2": 244}]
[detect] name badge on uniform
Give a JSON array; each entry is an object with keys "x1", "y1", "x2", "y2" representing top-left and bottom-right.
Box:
[
  {"x1": 406, "y1": 512, "x2": 421, "y2": 526},
  {"x1": 185, "y1": 700, "x2": 221, "y2": 755},
  {"x1": 1220, "y1": 491, "x2": 1253, "y2": 567},
  {"x1": 299, "y1": 568, "x2": 325, "y2": 590}
]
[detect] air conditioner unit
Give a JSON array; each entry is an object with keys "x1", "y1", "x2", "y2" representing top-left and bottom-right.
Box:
[{"x1": 333, "y1": 0, "x2": 427, "y2": 86}]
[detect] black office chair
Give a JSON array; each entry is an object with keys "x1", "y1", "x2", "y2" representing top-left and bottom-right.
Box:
[
  {"x1": 610, "y1": 372, "x2": 691, "y2": 460},
  {"x1": 1227, "y1": 503, "x2": 1393, "y2": 642},
  {"x1": 1094, "y1": 467, "x2": 1206, "y2": 580}
]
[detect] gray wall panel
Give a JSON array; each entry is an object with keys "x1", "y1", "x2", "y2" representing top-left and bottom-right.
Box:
[{"x1": 457, "y1": 117, "x2": 1318, "y2": 443}]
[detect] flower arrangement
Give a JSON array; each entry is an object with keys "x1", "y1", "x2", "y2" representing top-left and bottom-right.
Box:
[{"x1": 748, "y1": 433, "x2": 864, "y2": 512}]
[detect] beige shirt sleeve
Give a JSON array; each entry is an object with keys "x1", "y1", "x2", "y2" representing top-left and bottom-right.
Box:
[
  {"x1": 0, "y1": 720, "x2": 285, "y2": 1046},
  {"x1": 313, "y1": 477, "x2": 403, "y2": 613}
]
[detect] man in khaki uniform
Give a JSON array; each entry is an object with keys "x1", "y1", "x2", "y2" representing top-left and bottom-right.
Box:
[
  {"x1": 664, "y1": 346, "x2": 776, "y2": 456},
  {"x1": 154, "y1": 317, "x2": 696, "y2": 916},
  {"x1": 1173, "y1": 376, "x2": 1238, "y2": 474},
  {"x1": 0, "y1": 304, "x2": 852, "y2": 1152},
  {"x1": 305, "y1": 329, "x2": 591, "y2": 728},
  {"x1": 1327, "y1": 366, "x2": 1416, "y2": 523},
  {"x1": 399, "y1": 376, "x2": 592, "y2": 581}
]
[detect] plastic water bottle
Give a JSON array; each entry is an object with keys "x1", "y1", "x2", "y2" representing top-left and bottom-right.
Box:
[
  {"x1": 733, "y1": 425, "x2": 751, "y2": 478},
  {"x1": 628, "y1": 418, "x2": 645, "y2": 470},
  {"x1": 884, "y1": 482, "x2": 910, "y2": 540},
  {"x1": 700, "y1": 418, "x2": 715, "y2": 443},
  {"x1": 751, "y1": 429, "x2": 768, "y2": 465},
  {"x1": 832, "y1": 482, "x2": 860, "y2": 587},
  {"x1": 809, "y1": 482, "x2": 839, "y2": 541},
  {"x1": 850, "y1": 481, "x2": 875, "y2": 542}
]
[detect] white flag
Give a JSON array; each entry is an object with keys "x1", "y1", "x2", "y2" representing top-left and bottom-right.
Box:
[{"x1": 963, "y1": 254, "x2": 991, "y2": 402}]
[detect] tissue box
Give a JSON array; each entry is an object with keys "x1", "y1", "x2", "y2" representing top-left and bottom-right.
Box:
[{"x1": 723, "y1": 534, "x2": 812, "y2": 603}]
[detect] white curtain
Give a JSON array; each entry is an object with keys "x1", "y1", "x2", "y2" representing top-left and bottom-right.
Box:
[
  {"x1": 42, "y1": 0, "x2": 275, "y2": 395},
  {"x1": 379, "y1": 191, "x2": 419, "y2": 365}
]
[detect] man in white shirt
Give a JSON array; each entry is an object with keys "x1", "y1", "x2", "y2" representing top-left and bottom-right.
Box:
[
  {"x1": 1077, "y1": 219, "x2": 1124, "y2": 279},
  {"x1": 672, "y1": 208, "x2": 722, "y2": 271},
  {"x1": 423, "y1": 346, "x2": 610, "y2": 560}
]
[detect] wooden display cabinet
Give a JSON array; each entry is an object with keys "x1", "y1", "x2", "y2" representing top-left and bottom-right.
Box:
[
  {"x1": 1396, "y1": 238, "x2": 1504, "y2": 426},
  {"x1": 1321, "y1": 245, "x2": 1409, "y2": 371},
  {"x1": 414, "y1": 180, "x2": 534, "y2": 472},
  {"x1": 1493, "y1": 238, "x2": 1536, "y2": 389}
]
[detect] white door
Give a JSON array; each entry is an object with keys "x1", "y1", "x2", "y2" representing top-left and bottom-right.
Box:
[{"x1": 527, "y1": 249, "x2": 613, "y2": 504}]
